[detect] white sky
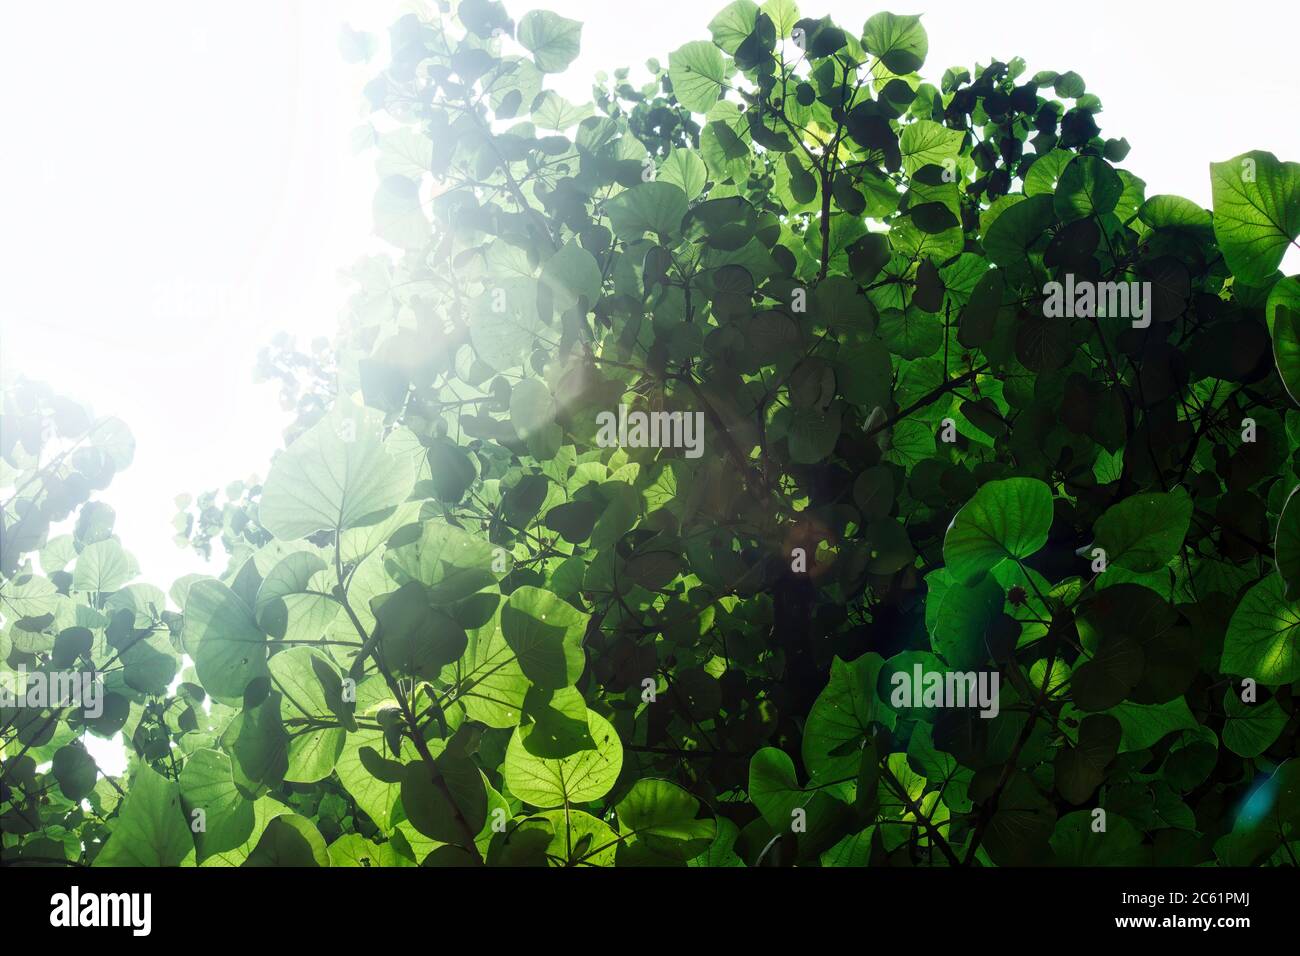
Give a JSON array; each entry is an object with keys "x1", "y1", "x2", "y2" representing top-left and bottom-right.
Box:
[{"x1": 2, "y1": 0, "x2": 1298, "y2": 595}]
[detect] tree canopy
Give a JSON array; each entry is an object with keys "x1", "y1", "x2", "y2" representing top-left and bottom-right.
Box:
[{"x1": 3, "y1": 0, "x2": 1300, "y2": 868}]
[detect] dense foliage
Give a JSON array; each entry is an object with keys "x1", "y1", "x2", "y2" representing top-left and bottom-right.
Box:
[{"x1": 4, "y1": 0, "x2": 1300, "y2": 867}]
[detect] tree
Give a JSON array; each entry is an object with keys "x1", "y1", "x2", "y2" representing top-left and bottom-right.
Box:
[{"x1": 3, "y1": 0, "x2": 1299, "y2": 868}]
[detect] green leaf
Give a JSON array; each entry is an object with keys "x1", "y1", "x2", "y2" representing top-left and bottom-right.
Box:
[
  {"x1": 245, "y1": 814, "x2": 329, "y2": 867},
  {"x1": 658, "y1": 148, "x2": 708, "y2": 201},
  {"x1": 930, "y1": 574, "x2": 1003, "y2": 669},
  {"x1": 544, "y1": 500, "x2": 601, "y2": 544},
  {"x1": 787, "y1": 403, "x2": 842, "y2": 464},
  {"x1": 537, "y1": 808, "x2": 619, "y2": 866},
  {"x1": 385, "y1": 519, "x2": 500, "y2": 605},
  {"x1": 853, "y1": 465, "x2": 894, "y2": 520},
  {"x1": 72, "y1": 539, "x2": 138, "y2": 592},
  {"x1": 898, "y1": 120, "x2": 963, "y2": 177},
  {"x1": 376, "y1": 127, "x2": 432, "y2": 180},
  {"x1": 458, "y1": 616, "x2": 529, "y2": 728},
  {"x1": 51, "y1": 742, "x2": 98, "y2": 801},
  {"x1": 259, "y1": 403, "x2": 416, "y2": 540},
  {"x1": 1221, "y1": 575, "x2": 1300, "y2": 684},
  {"x1": 519, "y1": 685, "x2": 594, "y2": 758},
  {"x1": 747, "y1": 747, "x2": 803, "y2": 829},
  {"x1": 862, "y1": 12, "x2": 928, "y2": 74},
  {"x1": 1092, "y1": 489, "x2": 1192, "y2": 572},
  {"x1": 1222, "y1": 691, "x2": 1286, "y2": 758},
  {"x1": 1024, "y1": 150, "x2": 1074, "y2": 197},
  {"x1": 1051, "y1": 810, "x2": 1144, "y2": 866},
  {"x1": 359, "y1": 745, "x2": 406, "y2": 784},
  {"x1": 1275, "y1": 484, "x2": 1300, "y2": 599},
  {"x1": 687, "y1": 816, "x2": 745, "y2": 867},
  {"x1": 748, "y1": 747, "x2": 847, "y2": 838},
  {"x1": 1139, "y1": 194, "x2": 1212, "y2": 231},
  {"x1": 400, "y1": 752, "x2": 487, "y2": 844},
  {"x1": 907, "y1": 724, "x2": 971, "y2": 813},
  {"x1": 821, "y1": 827, "x2": 875, "y2": 866},
  {"x1": 1267, "y1": 277, "x2": 1300, "y2": 334},
  {"x1": 372, "y1": 581, "x2": 468, "y2": 679},
  {"x1": 1070, "y1": 630, "x2": 1143, "y2": 712},
  {"x1": 510, "y1": 378, "x2": 556, "y2": 440},
  {"x1": 91, "y1": 416, "x2": 136, "y2": 470},
  {"x1": 1213, "y1": 759, "x2": 1300, "y2": 865},
  {"x1": 1054, "y1": 155, "x2": 1122, "y2": 222},
  {"x1": 184, "y1": 579, "x2": 268, "y2": 701},
  {"x1": 180, "y1": 749, "x2": 256, "y2": 862},
  {"x1": 254, "y1": 550, "x2": 338, "y2": 642},
  {"x1": 669, "y1": 41, "x2": 726, "y2": 114},
  {"x1": 337, "y1": 725, "x2": 405, "y2": 833},
  {"x1": 1104, "y1": 698, "x2": 1197, "y2": 753},
  {"x1": 517, "y1": 10, "x2": 582, "y2": 73},
  {"x1": 980, "y1": 772, "x2": 1055, "y2": 865},
  {"x1": 983, "y1": 194, "x2": 1056, "y2": 268},
  {"x1": 708, "y1": 0, "x2": 759, "y2": 54},
  {"x1": 540, "y1": 240, "x2": 602, "y2": 313},
  {"x1": 1054, "y1": 714, "x2": 1121, "y2": 805},
  {"x1": 801, "y1": 654, "x2": 893, "y2": 781},
  {"x1": 1210, "y1": 151, "x2": 1300, "y2": 284},
  {"x1": 469, "y1": 282, "x2": 548, "y2": 373},
  {"x1": 943, "y1": 477, "x2": 1053, "y2": 585},
  {"x1": 221, "y1": 692, "x2": 291, "y2": 796},
  {"x1": 1053, "y1": 71, "x2": 1086, "y2": 98},
  {"x1": 94, "y1": 764, "x2": 194, "y2": 866},
  {"x1": 121, "y1": 631, "x2": 179, "y2": 696},
  {"x1": 0, "y1": 573, "x2": 59, "y2": 623},
  {"x1": 269, "y1": 646, "x2": 347, "y2": 782},
  {"x1": 1272, "y1": 304, "x2": 1300, "y2": 408},
  {"x1": 327, "y1": 833, "x2": 414, "y2": 867},
  {"x1": 373, "y1": 175, "x2": 429, "y2": 249},
  {"x1": 615, "y1": 779, "x2": 716, "y2": 861},
  {"x1": 500, "y1": 585, "x2": 588, "y2": 689},
  {"x1": 197, "y1": 795, "x2": 294, "y2": 867},
  {"x1": 531, "y1": 90, "x2": 592, "y2": 130},
  {"x1": 760, "y1": 0, "x2": 800, "y2": 38},
  {"x1": 606, "y1": 181, "x2": 689, "y2": 240},
  {"x1": 339, "y1": 499, "x2": 421, "y2": 566},
  {"x1": 503, "y1": 709, "x2": 623, "y2": 807}
]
